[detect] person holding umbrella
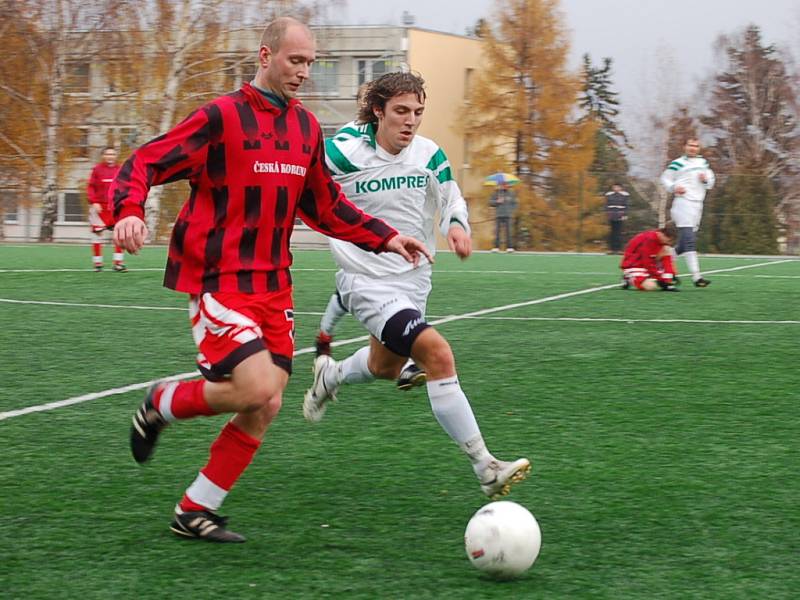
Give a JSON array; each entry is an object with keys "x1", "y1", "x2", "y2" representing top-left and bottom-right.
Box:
[{"x1": 486, "y1": 172, "x2": 519, "y2": 252}]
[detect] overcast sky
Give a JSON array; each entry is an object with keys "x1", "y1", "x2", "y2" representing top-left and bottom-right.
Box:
[{"x1": 332, "y1": 0, "x2": 799, "y2": 141}]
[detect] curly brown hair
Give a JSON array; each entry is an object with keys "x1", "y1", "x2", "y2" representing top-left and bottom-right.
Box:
[{"x1": 356, "y1": 72, "x2": 426, "y2": 125}]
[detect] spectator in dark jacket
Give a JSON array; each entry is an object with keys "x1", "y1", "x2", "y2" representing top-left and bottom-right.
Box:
[{"x1": 605, "y1": 183, "x2": 629, "y2": 253}]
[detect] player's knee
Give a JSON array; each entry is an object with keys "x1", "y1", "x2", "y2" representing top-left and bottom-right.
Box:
[
  {"x1": 639, "y1": 278, "x2": 659, "y2": 291},
  {"x1": 235, "y1": 373, "x2": 286, "y2": 413},
  {"x1": 235, "y1": 392, "x2": 283, "y2": 438},
  {"x1": 412, "y1": 331, "x2": 455, "y2": 376}
]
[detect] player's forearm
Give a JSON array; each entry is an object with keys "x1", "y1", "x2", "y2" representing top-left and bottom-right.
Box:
[{"x1": 659, "y1": 170, "x2": 675, "y2": 192}]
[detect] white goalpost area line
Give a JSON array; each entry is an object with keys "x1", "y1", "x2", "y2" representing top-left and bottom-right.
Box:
[{"x1": 0, "y1": 258, "x2": 794, "y2": 422}]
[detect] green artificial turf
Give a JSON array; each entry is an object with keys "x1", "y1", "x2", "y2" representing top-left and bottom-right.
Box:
[{"x1": 1, "y1": 244, "x2": 797, "y2": 599}]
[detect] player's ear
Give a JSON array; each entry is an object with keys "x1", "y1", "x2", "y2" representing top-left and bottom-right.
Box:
[{"x1": 258, "y1": 46, "x2": 271, "y2": 67}]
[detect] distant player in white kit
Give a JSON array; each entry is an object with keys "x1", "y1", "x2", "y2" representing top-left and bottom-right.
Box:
[
  {"x1": 660, "y1": 137, "x2": 715, "y2": 287},
  {"x1": 303, "y1": 72, "x2": 530, "y2": 499}
]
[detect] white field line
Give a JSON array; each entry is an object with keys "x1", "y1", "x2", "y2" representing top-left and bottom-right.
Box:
[
  {"x1": 0, "y1": 258, "x2": 793, "y2": 422},
  {"x1": 0, "y1": 268, "x2": 165, "y2": 273},
  {"x1": 714, "y1": 274, "x2": 800, "y2": 279},
  {"x1": 0, "y1": 298, "x2": 187, "y2": 311},
  {"x1": 452, "y1": 316, "x2": 799, "y2": 324},
  {"x1": 2, "y1": 298, "x2": 793, "y2": 325}
]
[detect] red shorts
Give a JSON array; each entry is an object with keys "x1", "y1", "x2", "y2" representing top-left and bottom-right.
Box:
[
  {"x1": 622, "y1": 267, "x2": 653, "y2": 290},
  {"x1": 89, "y1": 206, "x2": 114, "y2": 232},
  {"x1": 189, "y1": 288, "x2": 295, "y2": 380}
]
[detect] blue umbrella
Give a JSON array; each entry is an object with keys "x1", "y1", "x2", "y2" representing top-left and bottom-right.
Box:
[{"x1": 484, "y1": 172, "x2": 521, "y2": 187}]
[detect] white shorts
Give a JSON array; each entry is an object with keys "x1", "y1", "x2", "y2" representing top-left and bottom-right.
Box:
[
  {"x1": 335, "y1": 265, "x2": 432, "y2": 340},
  {"x1": 670, "y1": 197, "x2": 703, "y2": 230}
]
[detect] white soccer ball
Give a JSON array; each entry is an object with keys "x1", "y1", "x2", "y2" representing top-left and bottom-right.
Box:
[{"x1": 464, "y1": 501, "x2": 541, "y2": 579}]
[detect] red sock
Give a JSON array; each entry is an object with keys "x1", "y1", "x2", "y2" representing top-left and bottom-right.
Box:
[
  {"x1": 153, "y1": 380, "x2": 216, "y2": 421},
  {"x1": 92, "y1": 243, "x2": 102, "y2": 265},
  {"x1": 661, "y1": 254, "x2": 676, "y2": 276},
  {"x1": 180, "y1": 421, "x2": 261, "y2": 512}
]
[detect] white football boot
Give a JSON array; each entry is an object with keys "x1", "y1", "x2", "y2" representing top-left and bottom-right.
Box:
[
  {"x1": 479, "y1": 458, "x2": 531, "y2": 500},
  {"x1": 303, "y1": 355, "x2": 339, "y2": 423}
]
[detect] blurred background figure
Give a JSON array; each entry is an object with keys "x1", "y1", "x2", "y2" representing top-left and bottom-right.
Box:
[
  {"x1": 620, "y1": 222, "x2": 679, "y2": 291},
  {"x1": 660, "y1": 138, "x2": 715, "y2": 287},
  {"x1": 86, "y1": 147, "x2": 126, "y2": 272},
  {"x1": 486, "y1": 172, "x2": 519, "y2": 252},
  {"x1": 605, "y1": 182, "x2": 629, "y2": 254}
]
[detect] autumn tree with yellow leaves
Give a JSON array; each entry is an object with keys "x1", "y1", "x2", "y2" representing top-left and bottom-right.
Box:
[{"x1": 460, "y1": 0, "x2": 603, "y2": 250}]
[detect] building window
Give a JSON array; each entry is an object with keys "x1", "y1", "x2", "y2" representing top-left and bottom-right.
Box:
[
  {"x1": 307, "y1": 60, "x2": 339, "y2": 95},
  {"x1": 357, "y1": 59, "x2": 389, "y2": 86},
  {"x1": 61, "y1": 191, "x2": 85, "y2": 222},
  {"x1": 64, "y1": 61, "x2": 90, "y2": 94},
  {"x1": 105, "y1": 60, "x2": 135, "y2": 94},
  {"x1": 66, "y1": 127, "x2": 89, "y2": 159},
  {"x1": 464, "y1": 68, "x2": 474, "y2": 99},
  {"x1": 1, "y1": 191, "x2": 18, "y2": 222},
  {"x1": 106, "y1": 126, "x2": 140, "y2": 159}
]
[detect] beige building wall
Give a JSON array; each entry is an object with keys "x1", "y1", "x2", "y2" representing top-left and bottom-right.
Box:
[{"x1": 407, "y1": 29, "x2": 485, "y2": 202}]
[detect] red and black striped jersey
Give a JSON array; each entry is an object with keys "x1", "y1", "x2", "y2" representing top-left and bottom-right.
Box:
[
  {"x1": 109, "y1": 83, "x2": 396, "y2": 294},
  {"x1": 620, "y1": 230, "x2": 664, "y2": 276}
]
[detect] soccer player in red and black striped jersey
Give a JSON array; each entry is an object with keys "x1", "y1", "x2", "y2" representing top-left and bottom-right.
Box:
[
  {"x1": 620, "y1": 222, "x2": 679, "y2": 291},
  {"x1": 111, "y1": 17, "x2": 432, "y2": 543}
]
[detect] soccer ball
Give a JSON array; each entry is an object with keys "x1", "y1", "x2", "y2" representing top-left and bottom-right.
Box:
[{"x1": 464, "y1": 501, "x2": 541, "y2": 579}]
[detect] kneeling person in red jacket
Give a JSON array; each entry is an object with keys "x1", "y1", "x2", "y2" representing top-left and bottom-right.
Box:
[{"x1": 620, "y1": 222, "x2": 679, "y2": 291}]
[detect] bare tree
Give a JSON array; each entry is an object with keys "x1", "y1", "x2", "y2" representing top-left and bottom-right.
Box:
[
  {"x1": 119, "y1": 0, "x2": 333, "y2": 237},
  {"x1": 0, "y1": 0, "x2": 129, "y2": 241}
]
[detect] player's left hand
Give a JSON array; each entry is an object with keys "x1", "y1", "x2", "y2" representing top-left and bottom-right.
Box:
[
  {"x1": 699, "y1": 173, "x2": 708, "y2": 183},
  {"x1": 384, "y1": 234, "x2": 434, "y2": 266},
  {"x1": 447, "y1": 226, "x2": 472, "y2": 260}
]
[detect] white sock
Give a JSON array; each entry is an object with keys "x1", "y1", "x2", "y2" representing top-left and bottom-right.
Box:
[
  {"x1": 426, "y1": 376, "x2": 492, "y2": 471},
  {"x1": 684, "y1": 251, "x2": 701, "y2": 281},
  {"x1": 320, "y1": 293, "x2": 347, "y2": 336},
  {"x1": 325, "y1": 346, "x2": 374, "y2": 389}
]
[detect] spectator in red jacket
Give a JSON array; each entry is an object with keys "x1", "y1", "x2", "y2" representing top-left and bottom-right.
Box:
[
  {"x1": 620, "y1": 222, "x2": 679, "y2": 291},
  {"x1": 86, "y1": 147, "x2": 126, "y2": 271},
  {"x1": 111, "y1": 16, "x2": 432, "y2": 543}
]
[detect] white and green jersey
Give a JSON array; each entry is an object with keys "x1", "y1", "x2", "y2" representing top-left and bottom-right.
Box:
[
  {"x1": 660, "y1": 155, "x2": 715, "y2": 228},
  {"x1": 325, "y1": 121, "x2": 470, "y2": 278}
]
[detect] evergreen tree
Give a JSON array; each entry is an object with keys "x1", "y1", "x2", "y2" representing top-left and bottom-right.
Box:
[
  {"x1": 579, "y1": 55, "x2": 623, "y2": 142},
  {"x1": 708, "y1": 171, "x2": 779, "y2": 254},
  {"x1": 579, "y1": 54, "x2": 655, "y2": 246}
]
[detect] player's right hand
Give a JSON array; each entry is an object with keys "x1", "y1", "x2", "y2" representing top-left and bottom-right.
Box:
[
  {"x1": 114, "y1": 216, "x2": 148, "y2": 254},
  {"x1": 384, "y1": 234, "x2": 434, "y2": 267},
  {"x1": 674, "y1": 185, "x2": 686, "y2": 195}
]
